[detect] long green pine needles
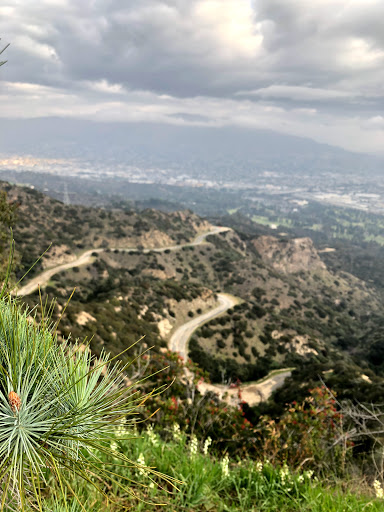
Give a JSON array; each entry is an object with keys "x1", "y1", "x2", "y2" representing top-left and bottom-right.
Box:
[{"x1": 0, "y1": 295, "x2": 177, "y2": 511}]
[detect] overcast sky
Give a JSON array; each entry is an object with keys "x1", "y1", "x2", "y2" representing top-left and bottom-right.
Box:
[{"x1": 0, "y1": 0, "x2": 383, "y2": 155}]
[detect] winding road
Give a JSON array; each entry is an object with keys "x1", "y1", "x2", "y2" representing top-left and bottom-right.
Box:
[
  {"x1": 16, "y1": 226, "x2": 231, "y2": 297},
  {"x1": 16, "y1": 223, "x2": 290, "y2": 403},
  {"x1": 167, "y1": 290, "x2": 291, "y2": 405},
  {"x1": 169, "y1": 293, "x2": 237, "y2": 360}
]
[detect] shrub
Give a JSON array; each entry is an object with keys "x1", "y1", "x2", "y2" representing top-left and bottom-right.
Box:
[{"x1": 255, "y1": 386, "x2": 350, "y2": 472}]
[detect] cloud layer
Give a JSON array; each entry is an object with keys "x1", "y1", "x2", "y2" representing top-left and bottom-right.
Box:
[{"x1": 0, "y1": 0, "x2": 383, "y2": 154}]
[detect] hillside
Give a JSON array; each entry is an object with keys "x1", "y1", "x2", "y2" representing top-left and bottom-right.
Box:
[
  {"x1": 3, "y1": 181, "x2": 384, "y2": 408},
  {"x1": 1, "y1": 181, "x2": 210, "y2": 275},
  {"x1": 188, "y1": 230, "x2": 381, "y2": 383}
]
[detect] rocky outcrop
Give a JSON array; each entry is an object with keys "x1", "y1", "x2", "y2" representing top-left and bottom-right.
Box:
[
  {"x1": 252, "y1": 236, "x2": 326, "y2": 274},
  {"x1": 75, "y1": 311, "x2": 96, "y2": 326},
  {"x1": 175, "y1": 210, "x2": 212, "y2": 233},
  {"x1": 139, "y1": 229, "x2": 175, "y2": 248}
]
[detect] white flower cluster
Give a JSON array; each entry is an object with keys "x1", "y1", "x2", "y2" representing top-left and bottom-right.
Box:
[
  {"x1": 280, "y1": 464, "x2": 291, "y2": 490},
  {"x1": 137, "y1": 453, "x2": 155, "y2": 488},
  {"x1": 304, "y1": 470, "x2": 314, "y2": 480},
  {"x1": 146, "y1": 424, "x2": 159, "y2": 447},
  {"x1": 115, "y1": 420, "x2": 129, "y2": 438},
  {"x1": 221, "y1": 453, "x2": 230, "y2": 478},
  {"x1": 203, "y1": 437, "x2": 212, "y2": 455},
  {"x1": 109, "y1": 439, "x2": 121, "y2": 460},
  {"x1": 172, "y1": 423, "x2": 182, "y2": 443},
  {"x1": 373, "y1": 479, "x2": 384, "y2": 499},
  {"x1": 278, "y1": 465, "x2": 314, "y2": 490},
  {"x1": 255, "y1": 461, "x2": 263, "y2": 472},
  {"x1": 189, "y1": 434, "x2": 198, "y2": 456},
  {"x1": 137, "y1": 453, "x2": 148, "y2": 476}
]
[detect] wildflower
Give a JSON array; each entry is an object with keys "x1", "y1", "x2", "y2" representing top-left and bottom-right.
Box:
[
  {"x1": 189, "y1": 434, "x2": 198, "y2": 456},
  {"x1": 115, "y1": 420, "x2": 129, "y2": 438},
  {"x1": 221, "y1": 453, "x2": 230, "y2": 478},
  {"x1": 280, "y1": 464, "x2": 290, "y2": 484},
  {"x1": 137, "y1": 453, "x2": 148, "y2": 476},
  {"x1": 203, "y1": 437, "x2": 212, "y2": 455},
  {"x1": 170, "y1": 396, "x2": 178, "y2": 410},
  {"x1": 172, "y1": 423, "x2": 182, "y2": 443},
  {"x1": 255, "y1": 461, "x2": 263, "y2": 472},
  {"x1": 147, "y1": 424, "x2": 159, "y2": 447},
  {"x1": 297, "y1": 474, "x2": 304, "y2": 483},
  {"x1": 304, "y1": 470, "x2": 314, "y2": 480},
  {"x1": 373, "y1": 480, "x2": 384, "y2": 499},
  {"x1": 110, "y1": 441, "x2": 118, "y2": 452}
]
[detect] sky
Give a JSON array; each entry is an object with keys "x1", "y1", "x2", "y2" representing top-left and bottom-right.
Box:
[{"x1": 0, "y1": 0, "x2": 383, "y2": 155}]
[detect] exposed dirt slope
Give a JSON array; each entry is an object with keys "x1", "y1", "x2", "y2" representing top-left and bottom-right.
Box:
[{"x1": 252, "y1": 236, "x2": 326, "y2": 273}]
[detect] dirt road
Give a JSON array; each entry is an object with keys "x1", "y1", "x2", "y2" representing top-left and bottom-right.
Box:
[
  {"x1": 198, "y1": 369, "x2": 292, "y2": 406},
  {"x1": 16, "y1": 226, "x2": 231, "y2": 296},
  {"x1": 168, "y1": 293, "x2": 237, "y2": 360},
  {"x1": 168, "y1": 292, "x2": 291, "y2": 405}
]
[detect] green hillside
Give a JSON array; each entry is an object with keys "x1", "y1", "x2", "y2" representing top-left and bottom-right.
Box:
[{"x1": 4, "y1": 180, "x2": 383, "y2": 399}]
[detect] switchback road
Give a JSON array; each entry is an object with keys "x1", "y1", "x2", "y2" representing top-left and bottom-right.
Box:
[
  {"x1": 17, "y1": 223, "x2": 290, "y2": 403},
  {"x1": 168, "y1": 293, "x2": 237, "y2": 360}
]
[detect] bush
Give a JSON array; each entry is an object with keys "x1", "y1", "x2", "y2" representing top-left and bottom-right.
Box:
[{"x1": 255, "y1": 387, "x2": 350, "y2": 472}]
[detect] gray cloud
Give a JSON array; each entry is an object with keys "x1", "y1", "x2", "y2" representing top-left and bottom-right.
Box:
[
  {"x1": 236, "y1": 85, "x2": 354, "y2": 101},
  {"x1": 0, "y1": 0, "x2": 383, "y2": 154}
]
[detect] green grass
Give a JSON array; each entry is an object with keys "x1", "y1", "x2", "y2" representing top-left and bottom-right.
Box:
[
  {"x1": 251, "y1": 215, "x2": 293, "y2": 229},
  {"x1": 251, "y1": 215, "x2": 275, "y2": 226},
  {"x1": 42, "y1": 425, "x2": 384, "y2": 511}
]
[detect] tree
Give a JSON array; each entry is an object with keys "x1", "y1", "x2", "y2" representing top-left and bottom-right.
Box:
[{"x1": 0, "y1": 190, "x2": 19, "y2": 284}]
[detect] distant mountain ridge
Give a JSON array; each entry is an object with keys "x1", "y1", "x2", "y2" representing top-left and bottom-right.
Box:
[{"x1": 0, "y1": 118, "x2": 382, "y2": 182}]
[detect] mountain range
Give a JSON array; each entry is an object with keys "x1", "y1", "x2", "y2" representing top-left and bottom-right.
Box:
[{"x1": 1, "y1": 118, "x2": 383, "y2": 181}]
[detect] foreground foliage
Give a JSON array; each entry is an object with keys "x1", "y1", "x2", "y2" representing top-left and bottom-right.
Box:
[
  {"x1": 0, "y1": 297, "x2": 175, "y2": 510},
  {"x1": 42, "y1": 424, "x2": 383, "y2": 511}
]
